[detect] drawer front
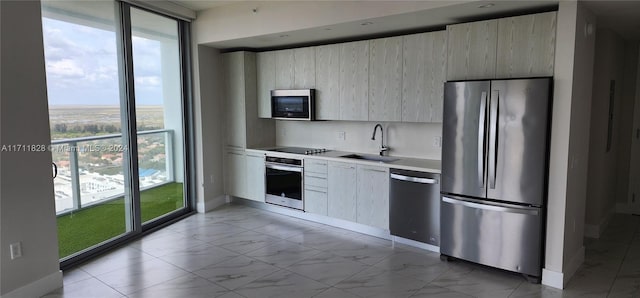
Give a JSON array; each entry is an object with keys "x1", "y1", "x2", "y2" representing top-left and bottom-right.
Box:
[
  {"x1": 305, "y1": 159, "x2": 328, "y2": 174},
  {"x1": 440, "y1": 195, "x2": 543, "y2": 277},
  {"x1": 305, "y1": 173, "x2": 328, "y2": 188},
  {"x1": 304, "y1": 187, "x2": 328, "y2": 215}
]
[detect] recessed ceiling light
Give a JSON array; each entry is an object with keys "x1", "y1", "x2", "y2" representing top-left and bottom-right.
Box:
[
  {"x1": 478, "y1": 3, "x2": 495, "y2": 8},
  {"x1": 361, "y1": 22, "x2": 374, "y2": 26},
  {"x1": 279, "y1": 34, "x2": 289, "y2": 38}
]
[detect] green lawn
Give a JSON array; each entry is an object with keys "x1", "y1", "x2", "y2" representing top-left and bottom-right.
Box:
[{"x1": 57, "y1": 183, "x2": 184, "y2": 258}]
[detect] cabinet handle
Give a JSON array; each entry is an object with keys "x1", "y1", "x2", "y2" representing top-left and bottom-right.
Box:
[
  {"x1": 332, "y1": 164, "x2": 355, "y2": 169},
  {"x1": 228, "y1": 152, "x2": 244, "y2": 156},
  {"x1": 305, "y1": 174, "x2": 327, "y2": 179},
  {"x1": 361, "y1": 168, "x2": 386, "y2": 173},
  {"x1": 305, "y1": 189, "x2": 327, "y2": 194}
]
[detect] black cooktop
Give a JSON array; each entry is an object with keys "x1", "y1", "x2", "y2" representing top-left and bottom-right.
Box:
[{"x1": 268, "y1": 147, "x2": 329, "y2": 155}]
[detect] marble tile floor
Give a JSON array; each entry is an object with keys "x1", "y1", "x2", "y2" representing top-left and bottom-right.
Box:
[{"x1": 43, "y1": 204, "x2": 640, "y2": 298}]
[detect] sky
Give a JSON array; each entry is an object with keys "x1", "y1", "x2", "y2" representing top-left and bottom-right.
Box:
[{"x1": 42, "y1": 16, "x2": 175, "y2": 106}]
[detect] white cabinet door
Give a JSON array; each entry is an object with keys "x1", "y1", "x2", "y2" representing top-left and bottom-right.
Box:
[
  {"x1": 223, "y1": 52, "x2": 247, "y2": 149},
  {"x1": 256, "y1": 51, "x2": 275, "y2": 118},
  {"x1": 275, "y1": 49, "x2": 295, "y2": 89},
  {"x1": 245, "y1": 153, "x2": 265, "y2": 202},
  {"x1": 305, "y1": 186, "x2": 328, "y2": 215},
  {"x1": 225, "y1": 149, "x2": 247, "y2": 198},
  {"x1": 356, "y1": 165, "x2": 389, "y2": 230},
  {"x1": 496, "y1": 12, "x2": 556, "y2": 78},
  {"x1": 446, "y1": 19, "x2": 498, "y2": 81},
  {"x1": 369, "y1": 36, "x2": 402, "y2": 122},
  {"x1": 315, "y1": 44, "x2": 340, "y2": 120},
  {"x1": 294, "y1": 47, "x2": 316, "y2": 88},
  {"x1": 328, "y1": 161, "x2": 357, "y2": 221},
  {"x1": 402, "y1": 31, "x2": 447, "y2": 123},
  {"x1": 339, "y1": 41, "x2": 369, "y2": 121}
]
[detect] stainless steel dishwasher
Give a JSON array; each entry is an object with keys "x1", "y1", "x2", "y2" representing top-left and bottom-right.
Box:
[{"x1": 389, "y1": 169, "x2": 440, "y2": 246}]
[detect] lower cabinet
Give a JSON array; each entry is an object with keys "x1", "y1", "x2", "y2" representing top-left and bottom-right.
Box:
[
  {"x1": 304, "y1": 185, "x2": 328, "y2": 215},
  {"x1": 356, "y1": 165, "x2": 389, "y2": 230},
  {"x1": 304, "y1": 158, "x2": 328, "y2": 215},
  {"x1": 327, "y1": 161, "x2": 357, "y2": 221},
  {"x1": 225, "y1": 148, "x2": 247, "y2": 199},
  {"x1": 245, "y1": 152, "x2": 265, "y2": 202}
]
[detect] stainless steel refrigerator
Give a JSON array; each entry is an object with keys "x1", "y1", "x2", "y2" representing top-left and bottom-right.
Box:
[{"x1": 440, "y1": 78, "x2": 552, "y2": 279}]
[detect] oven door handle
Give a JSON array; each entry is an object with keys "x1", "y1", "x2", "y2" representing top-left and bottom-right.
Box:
[{"x1": 265, "y1": 163, "x2": 303, "y2": 173}]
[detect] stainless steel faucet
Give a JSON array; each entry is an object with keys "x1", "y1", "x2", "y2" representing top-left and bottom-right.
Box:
[{"x1": 371, "y1": 123, "x2": 389, "y2": 156}]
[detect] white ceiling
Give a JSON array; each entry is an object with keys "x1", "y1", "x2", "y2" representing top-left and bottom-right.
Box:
[
  {"x1": 169, "y1": 0, "x2": 236, "y2": 11},
  {"x1": 171, "y1": 0, "x2": 640, "y2": 48}
]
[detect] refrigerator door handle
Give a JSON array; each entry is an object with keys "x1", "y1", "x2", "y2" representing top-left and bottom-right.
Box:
[
  {"x1": 442, "y1": 196, "x2": 539, "y2": 215},
  {"x1": 488, "y1": 90, "x2": 499, "y2": 189},
  {"x1": 478, "y1": 91, "x2": 487, "y2": 188}
]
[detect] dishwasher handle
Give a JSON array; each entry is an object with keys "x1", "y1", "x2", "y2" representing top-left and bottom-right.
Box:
[{"x1": 390, "y1": 173, "x2": 438, "y2": 184}]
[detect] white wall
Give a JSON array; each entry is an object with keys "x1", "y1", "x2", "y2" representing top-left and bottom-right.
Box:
[
  {"x1": 0, "y1": 1, "x2": 63, "y2": 297},
  {"x1": 616, "y1": 42, "x2": 639, "y2": 205},
  {"x1": 276, "y1": 121, "x2": 442, "y2": 160},
  {"x1": 585, "y1": 28, "x2": 626, "y2": 237},
  {"x1": 191, "y1": 44, "x2": 227, "y2": 212},
  {"x1": 543, "y1": 0, "x2": 596, "y2": 289}
]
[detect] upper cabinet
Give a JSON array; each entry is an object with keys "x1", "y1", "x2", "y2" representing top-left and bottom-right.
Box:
[
  {"x1": 275, "y1": 49, "x2": 295, "y2": 89},
  {"x1": 256, "y1": 51, "x2": 275, "y2": 118},
  {"x1": 496, "y1": 12, "x2": 557, "y2": 78},
  {"x1": 222, "y1": 51, "x2": 276, "y2": 149},
  {"x1": 447, "y1": 12, "x2": 556, "y2": 80},
  {"x1": 315, "y1": 44, "x2": 341, "y2": 120},
  {"x1": 251, "y1": 11, "x2": 556, "y2": 123},
  {"x1": 293, "y1": 47, "x2": 316, "y2": 88},
  {"x1": 369, "y1": 36, "x2": 403, "y2": 122},
  {"x1": 223, "y1": 52, "x2": 248, "y2": 149},
  {"x1": 402, "y1": 31, "x2": 447, "y2": 123},
  {"x1": 446, "y1": 19, "x2": 498, "y2": 81},
  {"x1": 339, "y1": 40, "x2": 369, "y2": 121}
]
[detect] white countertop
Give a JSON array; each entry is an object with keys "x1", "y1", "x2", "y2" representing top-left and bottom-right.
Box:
[{"x1": 246, "y1": 147, "x2": 441, "y2": 173}]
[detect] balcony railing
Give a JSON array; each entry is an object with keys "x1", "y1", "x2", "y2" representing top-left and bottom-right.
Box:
[{"x1": 51, "y1": 129, "x2": 174, "y2": 216}]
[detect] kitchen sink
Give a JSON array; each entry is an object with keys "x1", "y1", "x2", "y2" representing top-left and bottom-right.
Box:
[{"x1": 340, "y1": 154, "x2": 400, "y2": 163}]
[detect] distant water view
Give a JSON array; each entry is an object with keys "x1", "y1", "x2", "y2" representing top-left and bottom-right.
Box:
[{"x1": 50, "y1": 105, "x2": 170, "y2": 213}]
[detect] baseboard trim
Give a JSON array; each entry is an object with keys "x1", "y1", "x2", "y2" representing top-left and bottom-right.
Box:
[
  {"x1": 196, "y1": 195, "x2": 226, "y2": 213},
  {"x1": 542, "y1": 268, "x2": 564, "y2": 289},
  {"x1": 616, "y1": 203, "x2": 640, "y2": 214},
  {"x1": 232, "y1": 198, "x2": 395, "y2": 241},
  {"x1": 1, "y1": 270, "x2": 62, "y2": 298},
  {"x1": 584, "y1": 206, "x2": 616, "y2": 238},
  {"x1": 564, "y1": 245, "x2": 585, "y2": 285},
  {"x1": 541, "y1": 245, "x2": 584, "y2": 289}
]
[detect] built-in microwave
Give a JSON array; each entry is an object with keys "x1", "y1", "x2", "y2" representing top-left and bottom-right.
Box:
[{"x1": 271, "y1": 89, "x2": 315, "y2": 120}]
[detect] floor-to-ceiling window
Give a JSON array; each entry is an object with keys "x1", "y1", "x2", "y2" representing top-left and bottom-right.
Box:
[{"x1": 41, "y1": 0, "x2": 192, "y2": 265}]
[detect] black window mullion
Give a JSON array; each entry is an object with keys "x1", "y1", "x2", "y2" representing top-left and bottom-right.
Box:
[{"x1": 116, "y1": 2, "x2": 142, "y2": 233}]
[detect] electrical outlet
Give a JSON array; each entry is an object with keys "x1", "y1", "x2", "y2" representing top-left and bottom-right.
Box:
[
  {"x1": 432, "y1": 136, "x2": 442, "y2": 148},
  {"x1": 10, "y1": 242, "x2": 22, "y2": 260},
  {"x1": 337, "y1": 131, "x2": 346, "y2": 141}
]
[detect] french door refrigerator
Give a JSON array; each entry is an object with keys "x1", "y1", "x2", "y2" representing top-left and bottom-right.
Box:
[{"x1": 440, "y1": 78, "x2": 552, "y2": 279}]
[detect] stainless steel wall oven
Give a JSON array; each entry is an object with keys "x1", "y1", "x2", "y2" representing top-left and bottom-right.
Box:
[{"x1": 265, "y1": 156, "x2": 304, "y2": 210}]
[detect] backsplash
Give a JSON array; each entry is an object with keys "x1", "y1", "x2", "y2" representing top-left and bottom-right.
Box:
[{"x1": 275, "y1": 120, "x2": 442, "y2": 160}]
